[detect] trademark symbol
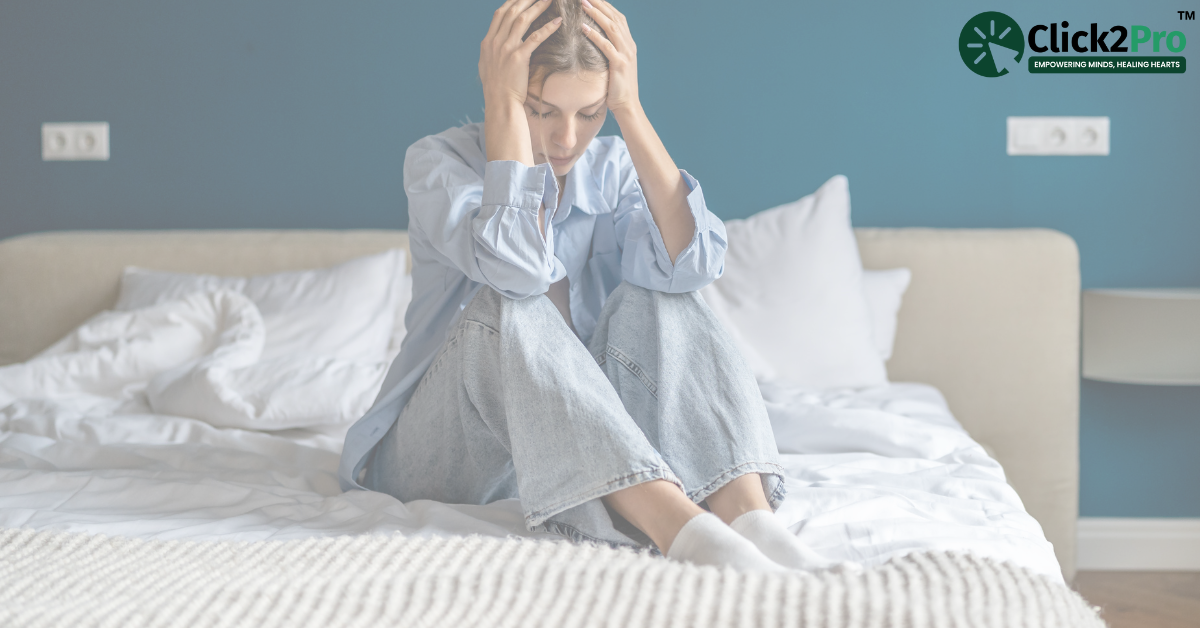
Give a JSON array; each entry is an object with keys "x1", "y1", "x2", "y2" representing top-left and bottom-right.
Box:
[{"x1": 1180, "y1": 10, "x2": 1196, "y2": 20}]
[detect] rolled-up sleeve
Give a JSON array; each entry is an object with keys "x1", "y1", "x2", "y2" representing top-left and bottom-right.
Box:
[
  {"x1": 404, "y1": 135, "x2": 563, "y2": 299},
  {"x1": 614, "y1": 166, "x2": 727, "y2": 293}
]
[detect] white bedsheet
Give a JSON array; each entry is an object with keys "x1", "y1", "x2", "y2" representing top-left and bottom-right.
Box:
[
  {"x1": 0, "y1": 294, "x2": 1062, "y2": 583},
  {"x1": 0, "y1": 383, "x2": 1062, "y2": 580}
]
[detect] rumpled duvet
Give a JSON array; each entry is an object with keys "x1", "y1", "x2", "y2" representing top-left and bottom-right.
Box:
[{"x1": 0, "y1": 291, "x2": 387, "y2": 429}]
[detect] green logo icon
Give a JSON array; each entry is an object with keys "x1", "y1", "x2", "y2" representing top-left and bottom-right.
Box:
[{"x1": 960, "y1": 12, "x2": 1025, "y2": 77}]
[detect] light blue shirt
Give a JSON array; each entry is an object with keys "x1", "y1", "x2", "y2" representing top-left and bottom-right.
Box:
[{"x1": 339, "y1": 122, "x2": 728, "y2": 489}]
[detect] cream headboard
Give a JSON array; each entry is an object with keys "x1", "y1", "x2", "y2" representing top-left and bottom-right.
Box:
[{"x1": 0, "y1": 228, "x2": 1080, "y2": 580}]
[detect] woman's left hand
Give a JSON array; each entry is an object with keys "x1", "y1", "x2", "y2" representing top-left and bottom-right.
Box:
[{"x1": 580, "y1": 0, "x2": 639, "y2": 115}]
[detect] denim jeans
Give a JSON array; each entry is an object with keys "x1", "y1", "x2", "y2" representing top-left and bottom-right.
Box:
[{"x1": 364, "y1": 282, "x2": 784, "y2": 547}]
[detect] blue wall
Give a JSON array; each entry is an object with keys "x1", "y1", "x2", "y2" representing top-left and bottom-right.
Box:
[{"x1": 1, "y1": 1, "x2": 1197, "y2": 515}]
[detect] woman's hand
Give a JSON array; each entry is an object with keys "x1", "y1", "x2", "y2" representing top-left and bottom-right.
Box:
[
  {"x1": 479, "y1": 0, "x2": 562, "y2": 109},
  {"x1": 580, "y1": 0, "x2": 639, "y2": 115}
]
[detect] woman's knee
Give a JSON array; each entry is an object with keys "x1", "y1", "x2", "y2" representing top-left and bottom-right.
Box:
[
  {"x1": 460, "y1": 287, "x2": 581, "y2": 365},
  {"x1": 605, "y1": 282, "x2": 711, "y2": 323},
  {"x1": 606, "y1": 282, "x2": 661, "y2": 315},
  {"x1": 463, "y1": 286, "x2": 565, "y2": 331}
]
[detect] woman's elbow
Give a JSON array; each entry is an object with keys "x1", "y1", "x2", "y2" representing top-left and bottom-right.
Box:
[
  {"x1": 481, "y1": 263, "x2": 553, "y2": 300},
  {"x1": 667, "y1": 272, "x2": 719, "y2": 294},
  {"x1": 665, "y1": 251, "x2": 725, "y2": 293}
]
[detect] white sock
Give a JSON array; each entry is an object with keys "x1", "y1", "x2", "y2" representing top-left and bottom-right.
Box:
[
  {"x1": 666, "y1": 513, "x2": 788, "y2": 573},
  {"x1": 729, "y1": 509, "x2": 836, "y2": 571}
]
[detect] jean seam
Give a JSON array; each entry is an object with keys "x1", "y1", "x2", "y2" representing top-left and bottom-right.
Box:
[
  {"x1": 689, "y1": 461, "x2": 788, "y2": 509},
  {"x1": 414, "y1": 319, "x2": 491, "y2": 407},
  {"x1": 603, "y1": 345, "x2": 658, "y2": 398},
  {"x1": 535, "y1": 520, "x2": 638, "y2": 549},
  {"x1": 464, "y1": 319, "x2": 500, "y2": 336},
  {"x1": 524, "y1": 466, "x2": 681, "y2": 527}
]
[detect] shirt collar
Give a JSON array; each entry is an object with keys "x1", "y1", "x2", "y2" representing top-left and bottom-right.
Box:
[{"x1": 553, "y1": 142, "x2": 610, "y2": 225}]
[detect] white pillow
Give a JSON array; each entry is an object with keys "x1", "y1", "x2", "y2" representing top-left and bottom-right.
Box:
[
  {"x1": 701, "y1": 175, "x2": 886, "y2": 389},
  {"x1": 861, "y1": 268, "x2": 912, "y2": 361},
  {"x1": 116, "y1": 249, "x2": 408, "y2": 364}
]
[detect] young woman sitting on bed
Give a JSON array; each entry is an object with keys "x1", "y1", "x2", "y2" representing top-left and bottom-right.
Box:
[{"x1": 340, "y1": 0, "x2": 829, "y2": 573}]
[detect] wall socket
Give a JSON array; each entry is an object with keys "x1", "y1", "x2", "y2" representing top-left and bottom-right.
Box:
[
  {"x1": 1007, "y1": 117, "x2": 1109, "y2": 156},
  {"x1": 42, "y1": 122, "x2": 110, "y2": 161}
]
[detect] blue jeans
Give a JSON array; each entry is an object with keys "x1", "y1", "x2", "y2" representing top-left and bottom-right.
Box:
[{"x1": 365, "y1": 282, "x2": 784, "y2": 547}]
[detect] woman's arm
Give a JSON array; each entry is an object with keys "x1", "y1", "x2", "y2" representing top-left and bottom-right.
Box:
[
  {"x1": 403, "y1": 0, "x2": 565, "y2": 299},
  {"x1": 581, "y1": 0, "x2": 695, "y2": 263},
  {"x1": 479, "y1": 0, "x2": 563, "y2": 237}
]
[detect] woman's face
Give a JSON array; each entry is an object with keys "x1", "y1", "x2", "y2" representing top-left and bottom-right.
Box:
[{"x1": 525, "y1": 71, "x2": 608, "y2": 177}]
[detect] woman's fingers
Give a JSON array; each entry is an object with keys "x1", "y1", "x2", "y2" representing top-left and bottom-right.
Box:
[
  {"x1": 485, "y1": 0, "x2": 521, "y2": 41},
  {"x1": 494, "y1": 0, "x2": 545, "y2": 45},
  {"x1": 518, "y1": 16, "x2": 563, "y2": 55},
  {"x1": 586, "y1": 0, "x2": 620, "y2": 23},
  {"x1": 581, "y1": 22, "x2": 620, "y2": 60},
  {"x1": 487, "y1": 0, "x2": 531, "y2": 42},
  {"x1": 580, "y1": 0, "x2": 618, "y2": 33},
  {"x1": 509, "y1": 0, "x2": 553, "y2": 45},
  {"x1": 581, "y1": 0, "x2": 631, "y2": 53},
  {"x1": 586, "y1": 0, "x2": 636, "y2": 58}
]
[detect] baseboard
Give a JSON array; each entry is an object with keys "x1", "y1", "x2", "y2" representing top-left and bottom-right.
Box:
[{"x1": 1077, "y1": 517, "x2": 1200, "y2": 571}]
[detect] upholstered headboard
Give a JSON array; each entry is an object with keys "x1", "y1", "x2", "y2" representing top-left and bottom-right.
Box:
[{"x1": 0, "y1": 228, "x2": 1080, "y2": 580}]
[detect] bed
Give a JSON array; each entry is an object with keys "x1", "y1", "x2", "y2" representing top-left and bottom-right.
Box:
[{"x1": 0, "y1": 228, "x2": 1093, "y2": 627}]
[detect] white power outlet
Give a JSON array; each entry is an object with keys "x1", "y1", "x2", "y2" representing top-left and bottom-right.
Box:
[
  {"x1": 1006, "y1": 117, "x2": 1109, "y2": 156},
  {"x1": 42, "y1": 122, "x2": 110, "y2": 161}
]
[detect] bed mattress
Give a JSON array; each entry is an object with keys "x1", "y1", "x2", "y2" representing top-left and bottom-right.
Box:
[{"x1": 0, "y1": 379, "x2": 1062, "y2": 583}]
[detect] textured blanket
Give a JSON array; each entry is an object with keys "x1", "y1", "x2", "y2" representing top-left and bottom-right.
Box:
[{"x1": 0, "y1": 528, "x2": 1101, "y2": 628}]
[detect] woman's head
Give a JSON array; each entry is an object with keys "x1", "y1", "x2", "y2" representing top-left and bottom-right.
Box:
[{"x1": 523, "y1": 0, "x2": 610, "y2": 177}]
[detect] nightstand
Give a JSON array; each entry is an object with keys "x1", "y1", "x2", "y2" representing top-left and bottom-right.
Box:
[{"x1": 1082, "y1": 289, "x2": 1200, "y2": 385}]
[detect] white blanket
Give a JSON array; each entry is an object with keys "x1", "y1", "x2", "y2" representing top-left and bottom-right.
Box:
[
  {"x1": 0, "y1": 293, "x2": 1063, "y2": 584},
  {"x1": 0, "y1": 291, "x2": 386, "y2": 430}
]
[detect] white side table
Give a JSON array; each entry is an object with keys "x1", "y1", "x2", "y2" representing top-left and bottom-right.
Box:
[{"x1": 1082, "y1": 289, "x2": 1200, "y2": 385}]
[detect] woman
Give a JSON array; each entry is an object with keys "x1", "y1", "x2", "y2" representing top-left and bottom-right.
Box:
[{"x1": 340, "y1": 0, "x2": 828, "y2": 572}]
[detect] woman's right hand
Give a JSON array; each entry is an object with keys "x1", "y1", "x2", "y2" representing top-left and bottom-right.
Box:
[{"x1": 479, "y1": 0, "x2": 562, "y2": 109}]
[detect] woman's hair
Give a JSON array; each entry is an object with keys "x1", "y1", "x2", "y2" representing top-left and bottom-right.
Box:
[{"x1": 524, "y1": 0, "x2": 609, "y2": 88}]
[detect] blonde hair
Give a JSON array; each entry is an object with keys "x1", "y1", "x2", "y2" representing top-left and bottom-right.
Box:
[{"x1": 524, "y1": 0, "x2": 609, "y2": 88}]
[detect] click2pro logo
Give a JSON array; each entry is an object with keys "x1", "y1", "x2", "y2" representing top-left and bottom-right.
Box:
[
  {"x1": 959, "y1": 10, "x2": 1189, "y2": 75},
  {"x1": 959, "y1": 12, "x2": 1025, "y2": 77}
]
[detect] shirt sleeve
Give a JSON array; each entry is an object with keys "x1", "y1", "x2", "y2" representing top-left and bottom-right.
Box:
[
  {"x1": 404, "y1": 133, "x2": 564, "y2": 299},
  {"x1": 612, "y1": 149, "x2": 727, "y2": 293}
]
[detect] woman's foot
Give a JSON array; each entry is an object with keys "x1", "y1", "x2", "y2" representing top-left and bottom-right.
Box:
[
  {"x1": 666, "y1": 513, "x2": 787, "y2": 573},
  {"x1": 729, "y1": 509, "x2": 835, "y2": 571}
]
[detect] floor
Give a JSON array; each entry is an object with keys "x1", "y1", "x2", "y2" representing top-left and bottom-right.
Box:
[{"x1": 1073, "y1": 571, "x2": 1200, "y2": 628}]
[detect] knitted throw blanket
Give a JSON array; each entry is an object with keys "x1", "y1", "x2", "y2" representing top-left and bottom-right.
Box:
[{"x1": 0, "y1": 528, "x2": 1102, "y2": 628}]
